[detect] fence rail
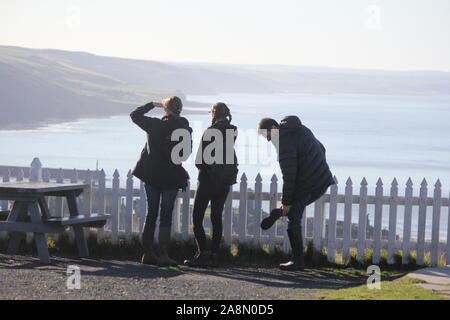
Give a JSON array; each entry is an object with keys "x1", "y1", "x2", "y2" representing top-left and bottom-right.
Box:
[{"x1": 1, "y1": 158, "x2": 449, "y2": 266}]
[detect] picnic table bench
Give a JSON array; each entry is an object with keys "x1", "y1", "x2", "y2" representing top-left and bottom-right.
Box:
[{"x1": 0, "y1": 182, "x2": 110, "y2": 263}]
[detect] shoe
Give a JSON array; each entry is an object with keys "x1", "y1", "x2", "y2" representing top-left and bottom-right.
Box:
[
  {"x1": 260, "y1": 208, "x2": 282, "y2": 230},
  {"x1": 209, "y1": 252, "x2": 219, "y2": 268},
  {"x1": 157, "y1": 226, "x2": 178, "y2": 267},
  {"x1": 279, "y1": 228, "x2": 305, "y2": 271},
  {"x1": 184, "y1": 251, "x2": 210, "y2": 268},
  {"x1": 141, "y1": 224, "x2": 158, "y2": 265},
  {"x1": 279, "y1": 260, "x2": 305, "y2": 271},
  {"x1": 141, "y1": 252, "x2": 159, "y2": 265}
]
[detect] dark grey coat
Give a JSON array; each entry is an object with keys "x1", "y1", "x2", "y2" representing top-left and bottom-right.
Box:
[{"x1": 278, "y1": 116, "x2": 335, "y2": 205}]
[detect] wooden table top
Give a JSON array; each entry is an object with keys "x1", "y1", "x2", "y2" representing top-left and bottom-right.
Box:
[{"x1": 0, "y1": 182, "x2": 89, "y2": 194}]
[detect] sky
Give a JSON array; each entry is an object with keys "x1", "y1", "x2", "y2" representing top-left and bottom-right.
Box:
[{"x1": 1, "y1": 0, "x2": 450, "y2": 71}]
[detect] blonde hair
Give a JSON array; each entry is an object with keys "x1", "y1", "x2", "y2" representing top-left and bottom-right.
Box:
[{"x1": 162, "y1": 96, "x2": 183, "y2": 116}]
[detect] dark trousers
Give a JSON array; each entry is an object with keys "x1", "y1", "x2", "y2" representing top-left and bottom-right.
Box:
[
  {"x1": 144, "y1": 184, "x2": 179, "y2": 228},
  {"x1": 192, "y1": 179, "x2": 230, "y2": 253},
  {"x1": 287, "y1": 185, "x2": 330, "y2": 232}
]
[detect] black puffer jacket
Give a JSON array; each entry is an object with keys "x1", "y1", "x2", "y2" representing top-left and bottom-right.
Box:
[
  {"x1": 130, "y1": 103, "x2": 192, "y2": 189},
  {"x1": 278, "y1": 116, "x2": 335, "y2": 205},
  {"x1": 196, "y1": 119, "x2": 238, "y2": 185}
]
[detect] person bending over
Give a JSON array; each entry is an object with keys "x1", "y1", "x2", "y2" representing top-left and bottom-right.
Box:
[{"x1": 258, "y1": 116, "x2": 334, "y2": 271}]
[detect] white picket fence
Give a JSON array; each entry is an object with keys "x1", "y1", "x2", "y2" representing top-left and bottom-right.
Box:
[{"x1": 1, "y1": 158, "x2": 449, "y2": 266}]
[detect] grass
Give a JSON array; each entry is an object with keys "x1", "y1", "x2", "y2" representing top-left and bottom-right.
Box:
[
  {"x1": 0, "y1": 232, "x2": 431, "y2": 272},
  {"x1": 313, "y1": 277, "x2": 450, "y2": 300}
]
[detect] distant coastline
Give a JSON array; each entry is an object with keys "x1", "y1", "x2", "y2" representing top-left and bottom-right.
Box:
[{"x1": 0, "y1": 100, "x2": 209, "y2": 132}]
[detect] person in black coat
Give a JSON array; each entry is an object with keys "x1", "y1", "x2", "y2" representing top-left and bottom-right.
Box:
[
  {"x1": 184, "y1": 102, "x2": 238, "y2": 268},
  {"x1": 131, "y1": 96, "x2": 192, "y2": 267},
  {"x1": 258, "y1": 116, "x2": 335, "y2": 271}
]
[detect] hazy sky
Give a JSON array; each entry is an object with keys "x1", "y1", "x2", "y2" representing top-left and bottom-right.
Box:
[{"x1": 1, "y1": 0, "x2": 449, "y2": 71}]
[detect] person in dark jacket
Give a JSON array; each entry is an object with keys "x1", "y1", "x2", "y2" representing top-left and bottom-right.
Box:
[
  {"x1": 184, "y1": 102, "x2": 238, "y2": 268},
  {"x1": 131, "y1": 96, "x2": 192, "y2": 267},
  {"x1": 258, "y1": 116, "x2": 335, "y2": 271}
]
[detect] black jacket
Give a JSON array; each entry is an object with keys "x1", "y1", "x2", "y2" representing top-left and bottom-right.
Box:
[
  {"x1": 130, "y1": 103, "x2": 193, "y2": 189},
  {"x1": 278, "y1": 116, "x2": 335, "y2": 205},
  {"x1": 196, "y1": 119, "x2": 238, "y2": 185}
]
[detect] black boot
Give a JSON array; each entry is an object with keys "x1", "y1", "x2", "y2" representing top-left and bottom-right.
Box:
[
  {"x1": 141, "y1": 224, "x2": 158, "y2": 265},
  {"x1": 209, "y1": 252, "x2": 219, "y2": 268},
  {"x1": 157, "y1": 226, "x2": 178, "y2": 267},
  {"x1": 279, "y1": 228, "x2": 305, "y2": 271},
  {"x1": 184, "y1": 251, "x2": 211, "y2": 268},
  {"x1": 260, "y1": 208, "x2": 283, "y2": 230}
]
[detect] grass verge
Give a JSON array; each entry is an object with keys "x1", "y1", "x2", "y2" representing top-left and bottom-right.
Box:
[{"x1": 313, "y1": 277, "x2": 449, "y2": 300}]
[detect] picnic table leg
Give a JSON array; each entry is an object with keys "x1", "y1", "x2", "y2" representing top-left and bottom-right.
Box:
[
  {"x1": 66, "y1": 192, "x2": 89, "y2": 257},
  {"x1": 28, "y1": 202, "x2": 51, "y2": 264},
  {"x1": 7, "y1": 201, "x2": 29, "y2": 254}
]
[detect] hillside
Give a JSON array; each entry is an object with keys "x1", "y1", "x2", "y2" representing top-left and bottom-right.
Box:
[{"x1": 1, "y1": 45, "x2": 450, "y2": 129}]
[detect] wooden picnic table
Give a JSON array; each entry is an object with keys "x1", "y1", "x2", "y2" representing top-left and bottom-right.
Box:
[{"x1": 0, "y1": 182, "x2": 109, "y2": 263}]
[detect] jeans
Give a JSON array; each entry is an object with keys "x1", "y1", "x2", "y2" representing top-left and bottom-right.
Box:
[
  {"x1": 287, "y1": 185, "x2": 329, "y2": 232},
  {"x1": 192, "y1": 179, "x2": 230, "y2": 253},
  {"x1": 144, "y1": 184, "x2": 179, "y2": 228}
]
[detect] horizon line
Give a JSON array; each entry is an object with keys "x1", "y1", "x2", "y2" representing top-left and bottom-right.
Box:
[{"x1": 1, "y1": 43, "x2": 450, "y2": 74}]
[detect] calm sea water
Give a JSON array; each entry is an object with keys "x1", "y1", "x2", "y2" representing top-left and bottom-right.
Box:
[{"x1": 1, "y1": 93, "x2": 449, "y2": 239}]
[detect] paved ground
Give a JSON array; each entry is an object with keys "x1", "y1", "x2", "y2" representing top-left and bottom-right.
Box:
[
  {"x1": 407, "y1": 265, "x2": 450, "y2": 298},
  {"x1": 0, "y1": 254, "x2": 368, "y2": 300}
]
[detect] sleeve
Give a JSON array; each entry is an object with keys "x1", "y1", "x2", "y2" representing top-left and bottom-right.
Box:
[
  {"x1": 130, "y1": 103, "x2": 159, "y2": 132},
  {"x1": 279, "y1": 147, "x2": 298, "y2": 206}
]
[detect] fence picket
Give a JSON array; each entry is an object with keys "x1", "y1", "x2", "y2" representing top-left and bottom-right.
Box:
[
  {"x1": 238, "y1": 173, "x2": 248, "y2": 243},
  {"x1": 30, "y1": 158, "x2": 42, "y2": 182},
  {"x1": 172, "y1": 197, "x2": 180, "y2": 236},
  {"x1": 342, "y1": 177, "x2": 353, "y2": 261},
  {"x1": 83, "y1": 169, "x2": 92, "y2": 216},
  {"x1": 431, "y1": 180, "x2": 442, "y2": 266},
  {"x1": 282, "y1": 218, "x2": 290, "y2": 254},
  {"x1": 111, "y1": 169, "x2": 120, "y2": 244},
  {"x1": 313, "y1": 194, "x2": 325, "y2": 252},
  {"x1": 387, "y1": 178, "x2": 399, "y2": 264},
  {"x1": 327, "y1": 177, "x2": 338, "y2": 263},
  {"x1": 417, "y1": 179, "x2": 428, "y2": 266},
  {"x1": 373, "y1": 178, "x2": 383, "y2": 264},
  {"x1": 357, "y1": 178, "x2": 368, "y2": 262},
  {"x1": 125, "y1": 170, "x2": 134, "y2": 238},
  {"x1": 96, "y1": 169, "x2": 106, "y2": 243},
  {"x1": 402, "y1": 178, "x2": 413, "y2": 264},
  {"x1": 268, "y1": 174, "x2": 278, "y2": 251},
  {"x1": 254, "y1": 174, "x2": 262, "y2": 245},
  {"x1": 55, "y1": 168, "x2": 64, "y2": 217},
  {"x1": 223, "y1": 185, "x2": 233, "y2": 245}
]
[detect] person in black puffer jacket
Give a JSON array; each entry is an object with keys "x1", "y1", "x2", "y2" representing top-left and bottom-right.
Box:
[
  {"x1": 258, "y1": 116, "x2": 335, "y2": 271},
  {"x1": 184, "y1": 102, "x2": 238, "y2": 268},
  {"x1": 131, "y1": 96, "x2": 192, "y2": 267}
]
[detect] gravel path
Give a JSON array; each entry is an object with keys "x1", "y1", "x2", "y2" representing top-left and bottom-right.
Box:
[{"x1": 0, "y1": 254, "x2": 366, "y2": 300}]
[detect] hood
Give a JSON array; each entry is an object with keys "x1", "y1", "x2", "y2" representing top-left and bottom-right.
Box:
[{"x1": 279, "y1": 116, "x2": 302, "y2": 131}]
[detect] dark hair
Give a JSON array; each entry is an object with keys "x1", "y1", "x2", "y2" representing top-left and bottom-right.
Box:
[
  {"x1": 258, "y1": 118, "x2": 279, "y2": 131},
  {"x1": 211, "y1": 102, "x2": 232, "y2": 125}
]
